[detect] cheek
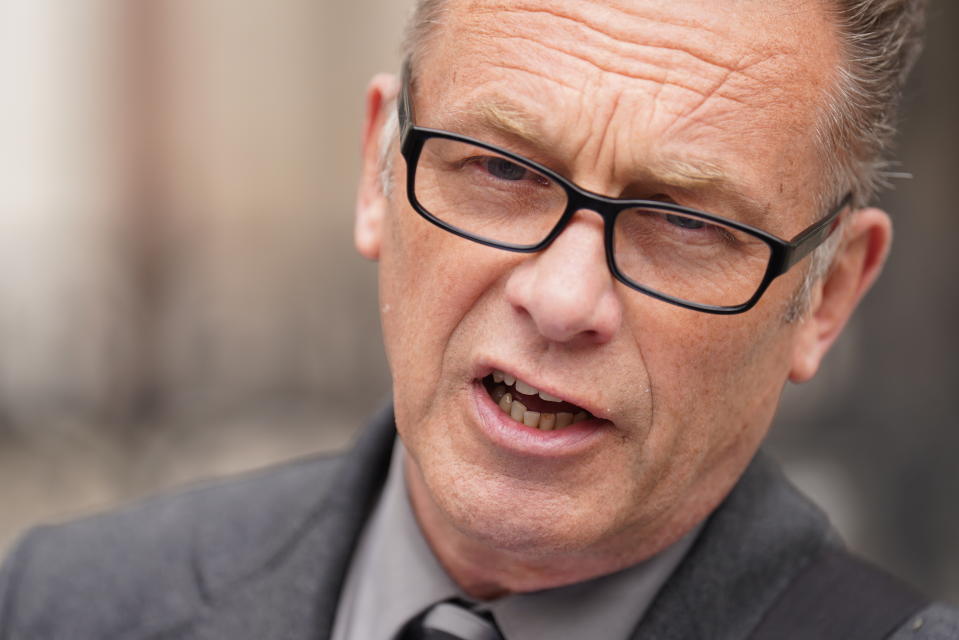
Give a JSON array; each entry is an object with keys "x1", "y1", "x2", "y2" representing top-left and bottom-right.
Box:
[
  {"x1": 377, "y1": 207, "x2": 511, "y2": 407},
  {"x1": 604, "y1": 300, "x2": 797, "y2": 536},
  {"x1": 636, "y1": 298, "x2": 796, "y2": 463}
]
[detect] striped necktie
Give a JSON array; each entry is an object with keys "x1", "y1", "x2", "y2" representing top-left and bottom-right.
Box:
[{"x1": 399, "y1": 600, "x2": 504, "y2": 640}]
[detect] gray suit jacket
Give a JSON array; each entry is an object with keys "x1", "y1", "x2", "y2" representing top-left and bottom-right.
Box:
[{"x1": 1, "y1": 406, "x2": 956, "y2": 639}]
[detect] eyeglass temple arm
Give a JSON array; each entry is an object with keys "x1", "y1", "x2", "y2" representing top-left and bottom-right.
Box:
[{"x1": 781, "y1": 194, "x2": 851, "y2": 271}]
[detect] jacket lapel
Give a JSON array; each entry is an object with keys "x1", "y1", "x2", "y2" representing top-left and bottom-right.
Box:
[
  {"x1": 172, "y1": 406, "x2": 397, "y2": 640},
  {"x1": 629, "y1": 453, "x2": 834, "y2": 640}
]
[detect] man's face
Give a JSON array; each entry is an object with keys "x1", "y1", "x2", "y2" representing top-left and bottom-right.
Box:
[{"x1": 366, "y1": 0, "x2": 842, "y2": 563}]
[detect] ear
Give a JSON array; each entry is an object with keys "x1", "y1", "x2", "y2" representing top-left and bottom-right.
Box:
[
  {"x1": 789, "y1": 207, "x2": 892, "y2": 382},
  {"x1": 354, "y1": 73, "x2": 400, "y2": 261}
]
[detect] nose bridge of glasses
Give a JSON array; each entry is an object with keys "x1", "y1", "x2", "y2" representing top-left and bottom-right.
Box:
[
  {"x1": 535, "y1": 186, "x2": 621, "y2": 255},
  {"x1": 551, "y1": 185, "x2": 621, "y2": 231}
]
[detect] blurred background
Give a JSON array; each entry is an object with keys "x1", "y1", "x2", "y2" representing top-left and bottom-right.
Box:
[{"x1": 0, "y1": 0, "x2": 955, "y2": 604}]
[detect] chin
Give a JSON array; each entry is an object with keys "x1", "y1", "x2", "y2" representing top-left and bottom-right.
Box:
[{"x1": 430, "y1": 466, "x2": 617, "y2": 556}]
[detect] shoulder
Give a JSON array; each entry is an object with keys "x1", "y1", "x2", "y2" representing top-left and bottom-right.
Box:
[
  {"x1": 0, "y1": 451, "x2": 346, "y2": 639},
  {"x1": 635, "y1": 452, "x2": 959, "y2": 639},
  {"x1": 891, "y1": 602, "x2": 959, "y2": 640}
]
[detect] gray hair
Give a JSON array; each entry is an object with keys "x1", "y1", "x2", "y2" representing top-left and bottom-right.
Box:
[
  {"x1": 389, "y1": 0, "x2": 926, "y2": 319},
  {"x1": 818, "y1": 0, "x2": 927, "y2": 209},
  {"x1": 794, "y1": 0, "x2": 926, "y2": 320}
]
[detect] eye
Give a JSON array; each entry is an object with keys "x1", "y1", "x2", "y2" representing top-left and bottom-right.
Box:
[
  {"x1": 484, "y1": 157, "x2": 528, "y2": 181},
  {"x1": 665, "y1": 213, "x2": 705, "y2": 230}
]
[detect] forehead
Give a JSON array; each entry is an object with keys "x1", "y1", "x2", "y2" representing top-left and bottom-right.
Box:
[{"x1": 413, "y1": 0, "x2": 841, "y2": 224}]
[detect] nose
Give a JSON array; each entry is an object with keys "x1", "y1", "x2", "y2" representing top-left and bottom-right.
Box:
[{"x1": 504, "y1": 210, "x2": 623, "y2": 345}]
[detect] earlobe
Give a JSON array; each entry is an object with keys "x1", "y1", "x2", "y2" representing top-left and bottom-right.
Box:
[
  {"x1": 355, "y1": 197, "x2": 385, "y2": 261},
  {"x1": 354, "y1": 73, "x2": 400, "y2": 262},
  {"x1": 789, "y1": 207, "x2": 892, "y2": 382}
]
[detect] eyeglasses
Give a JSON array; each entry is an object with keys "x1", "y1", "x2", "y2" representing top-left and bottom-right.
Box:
[{"x1": 396, "y1": 62, "x2": 849, "y2": 314}]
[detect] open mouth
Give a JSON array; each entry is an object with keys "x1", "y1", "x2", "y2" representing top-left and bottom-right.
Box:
[{"x1": 482, "y1": 370, "x2": 593, "y2": 431}]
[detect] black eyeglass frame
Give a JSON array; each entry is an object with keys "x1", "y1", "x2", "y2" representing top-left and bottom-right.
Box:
[{"x1": 397, "y1": 63, "x2": 850, "y2": 314}]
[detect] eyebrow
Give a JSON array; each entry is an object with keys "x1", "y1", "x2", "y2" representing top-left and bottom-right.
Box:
[
  {"x1": 444, "y1": 97, "x2": 770, "y2": 225},
  {"x1": 471, "y1": 99, "x2": 542, "y2": 145}
]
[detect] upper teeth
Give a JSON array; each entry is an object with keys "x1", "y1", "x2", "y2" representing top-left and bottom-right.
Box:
[{"x1": 492, "y1": 370, "x2": 563, "y2": 403}]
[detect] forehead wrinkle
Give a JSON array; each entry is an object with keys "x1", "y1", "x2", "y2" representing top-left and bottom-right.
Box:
[
  {"x1": 454, "y1": 0, "x2": 828, "y2": 135},
  {"x1": 442, "y1": 11, "x2": 773, "y2": 134},
  {"x1": 462, "y1": 3, "x2": 782, "y2": 99},
  {"x1": 470, "y1": 1, "x2": 838, "y2": 178},
  {"x1": 476, "y1": 31, "x2": 760, "y2": 118},
  {"x1": 469, "y1": 2, "x2": 746, "y2": 75}
]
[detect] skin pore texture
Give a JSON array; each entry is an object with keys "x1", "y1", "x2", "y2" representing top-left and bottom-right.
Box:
[{"x1": 355, "y1": 0, "x2": 892, "y2": 599}]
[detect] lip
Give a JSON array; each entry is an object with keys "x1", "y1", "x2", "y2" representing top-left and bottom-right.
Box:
[{"x1": 470, "y1": 379, "x2": 610, "y2": 458}]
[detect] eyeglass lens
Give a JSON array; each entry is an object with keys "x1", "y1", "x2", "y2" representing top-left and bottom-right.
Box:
[{"x1": 413, "y1": 136, "x2": 771, "y2": 308}]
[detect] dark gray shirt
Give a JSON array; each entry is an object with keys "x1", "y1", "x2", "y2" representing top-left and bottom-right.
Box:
[{"x1": 331, "y1": 439, "x2": 698, "y2": 640}]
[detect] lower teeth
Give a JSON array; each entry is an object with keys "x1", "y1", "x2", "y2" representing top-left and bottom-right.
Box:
[{"x1": 490, "y1": 383, "x2": 589, "y2": 430}]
